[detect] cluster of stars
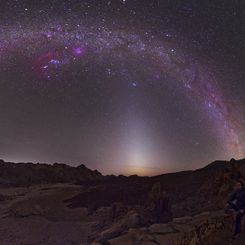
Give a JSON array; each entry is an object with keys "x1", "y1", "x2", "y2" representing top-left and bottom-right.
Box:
[{"x1": 0, "y1": 0, "x2": 244, "y2": 175}]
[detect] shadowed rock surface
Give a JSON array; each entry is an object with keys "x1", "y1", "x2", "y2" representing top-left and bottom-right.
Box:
[
  {"x1": 86, "y1": 211, "x2": 233, "y2": 245},
  {"x1": 67, "y1": 158, "x2": 245, "y2": 217},
  {"x1": 0, "y1": 158, "x2": 245, "y2": 244}
]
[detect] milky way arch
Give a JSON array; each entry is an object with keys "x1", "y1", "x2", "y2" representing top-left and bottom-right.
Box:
[{"x1": 0, "y1": 21, "x2": 244, "y2": 162}]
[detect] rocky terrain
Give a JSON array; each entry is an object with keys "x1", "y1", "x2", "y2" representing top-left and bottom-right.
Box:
[
  {"x1": 0, "y1": 158, "x2": 245, "y2": 244},
  {"x1": 88, "y1": 211, "x2": 233, "y2": 245},
  {"x1": 0, "y1": 159, "x2": 102, "y2": 186}
]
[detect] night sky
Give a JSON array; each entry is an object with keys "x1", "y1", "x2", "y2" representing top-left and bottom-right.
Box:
[{"x1": 0, "y1": 1, "x2": 245, "y2": 176}]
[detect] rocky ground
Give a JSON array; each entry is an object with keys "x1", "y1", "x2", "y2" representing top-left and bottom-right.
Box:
[
  {"x1": 0, "y1": 184, "x2": 94, "y2": 244},
  {"x1": 0, "y1": 158, "x2": 245, "y2": 244},
  {"x1": 0, "y1": 183, "x2": 241, "y2": 245},
  {"x1": 217, "y1": 234, "x2": 245, "y2": 245},
  {"x1": 89, "y1": 211, "x2": 233, "y2": 245}
]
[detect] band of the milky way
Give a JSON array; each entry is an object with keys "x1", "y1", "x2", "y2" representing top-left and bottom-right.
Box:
[{"x1": 0, "y1": 0, "x2": 244, "y2": 175}]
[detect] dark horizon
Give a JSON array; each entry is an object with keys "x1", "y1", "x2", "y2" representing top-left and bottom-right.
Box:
[{"x1": 1, "y1": 157, "x2": 243, "y2": 177}]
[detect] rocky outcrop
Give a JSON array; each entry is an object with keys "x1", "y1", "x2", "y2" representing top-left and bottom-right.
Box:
[
  {"x1": 144, "y1": 182, "x2": 172, "y2": 224},
  {"x1": 0, "y1": 160, "x2": 103, "y2": 186},
  {"x1": 88, "y1": 211, "x2": 233, "y2": 245},
  {"x1": 167, "y1": 158, "x2": 245, "y2": 217},
  {"x1": 88, "y1": 209, "x2": 141, "y2": 243}
]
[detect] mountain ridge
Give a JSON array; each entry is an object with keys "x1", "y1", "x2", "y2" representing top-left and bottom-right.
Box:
[{"x1": 0, "y1": 158, "x2": 245, "y2": 187}]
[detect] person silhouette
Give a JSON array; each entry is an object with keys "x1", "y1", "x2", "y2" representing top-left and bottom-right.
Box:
[{"x1": 226, "y1": 180, "x2": 245, "y2": 240}]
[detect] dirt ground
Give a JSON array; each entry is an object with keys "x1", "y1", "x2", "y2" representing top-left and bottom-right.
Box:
[{"x1": 0, "y1": 184, "x2": 94, "y2": 245}]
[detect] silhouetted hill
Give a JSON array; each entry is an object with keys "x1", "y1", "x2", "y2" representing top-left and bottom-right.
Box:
[
  {"x1": 0, "y1": 160, "x2": 103, "y2": 186},
  {"x1": 67, "y1": 158, "x2": 245, "y2": 217},
  {"x1": 1, "y1": 158, "x2": 245, "y2": 216}
]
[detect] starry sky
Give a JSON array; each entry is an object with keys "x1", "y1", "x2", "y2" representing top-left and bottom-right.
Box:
[{"x1": 0, "y1": 0, "x2": 245, "y2": 176}]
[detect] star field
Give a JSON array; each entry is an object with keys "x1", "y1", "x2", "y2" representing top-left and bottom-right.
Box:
[{"x1": 0, "y1": 1, "x2": 245, "y2": 175}]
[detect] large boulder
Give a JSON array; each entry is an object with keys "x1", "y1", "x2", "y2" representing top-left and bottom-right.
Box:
[{"x1": 92, "y1": 210, "x2": 233, "y2": 245}]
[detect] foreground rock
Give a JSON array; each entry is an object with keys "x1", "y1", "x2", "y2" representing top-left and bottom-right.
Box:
[
  {"x1": 89, "y1": 210, "x2": 233, "y2": 245},
  {"x1": 0, "y1": 158, "x2": 244, "y2": 244},
  {"x1": 0, "y1": 184, "x2": 95, "y2": 244}
]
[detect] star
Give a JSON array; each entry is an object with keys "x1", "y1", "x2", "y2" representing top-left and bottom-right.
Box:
[{"x1": 131, "y1": 82, "x2": 138, "y2": 87}]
